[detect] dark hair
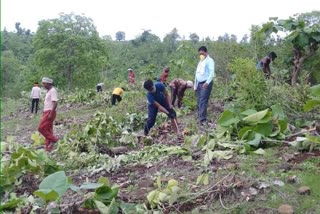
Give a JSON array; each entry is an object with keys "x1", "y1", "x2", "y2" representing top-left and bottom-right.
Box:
[
  {"x1": 269, "y1": 52, "x2": 277, "y2": 61},
  {"x1": 143, "y1": 79, "x2": 154, "y2": 90},
  {"x1": 34, "y1": 82, "x2": 39, "y2": 84},
  {"x1": 198, "y1": 46, "x2": 208, "y2": 52},
  {"x1": 121, "y1": 87, "x2": 125, "y2": 91}
]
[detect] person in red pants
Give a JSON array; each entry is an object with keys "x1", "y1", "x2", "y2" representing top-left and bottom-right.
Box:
[{"x1": 38, "y1": 77, "x2": 59, "y2": 151}]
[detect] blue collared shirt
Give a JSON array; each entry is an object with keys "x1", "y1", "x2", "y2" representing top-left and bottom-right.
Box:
[{"x1": 194, "y1": 55, "x2": 215, "y2": 89}]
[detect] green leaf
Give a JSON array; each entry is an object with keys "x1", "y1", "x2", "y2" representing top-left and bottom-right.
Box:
[
  {"x1": 212, "y1": 150, "x2": 233, "y2": 160},
  {"x1": 271, "y1": 104, "x2": 286, "y2": 120},
  {"x1": 196, "y1": 174, "x2": 209, "y2": 185},
  {"x1": 34, "y1": 189, "x2": 59, "y2": 203},
  {"x1": 241, "y1": 109, "x2": 257, "y2": 116},
  {"x1": 217, "y1": 110, "x2": 240, "y2": 127},
  {"x1": 1, "y1": 198, "x2": 22, "y2": 210},
  {"x1": 243, "y1": 109, "x2": 269, "y2": 123},
  {"x1": 253, "y1": 122, "x2": 273, "y2": 137},
  {"x1": 246, "y1": 133, "x2": 262, "y2": 147},
  {"x1": 97, "y1": 177, "x2": 110, "y2": 186},
  {"x1": 253, "y1": 148, "x2": 265, "y2": 155},
  {"x1": 310, "y1": 84, "x2": 320, "y2": 96},
  {"x1": 304, "y1": 100, "x2": 320, "y2": 111},
  {"x1": 80, "y1": 183, "x2": 103, "y2": 190},
  {"x1": 306, "y1": 135, "x2": 320, "y2": 144},
  {"x1": 167, "y1": 179, "x2": 178, "y2": 188},
  {"x1": 38, "y1": 171, "x2": 69, "y2": 197},
  {"x1": 147, "y1": 190, "x2": 159, "y2": 208},
  {"x1": 158, "y1": 192, "x2": 167, "y2": 201},
  {"x1": 238, "y1": 127, "x2": 253, "y2": 139},
  {"x1": 95, "y1": 186, "x2": 119, "y2": 205},
  {"x1": 94, "y1": 200, "x2": 109, "y2": 214},
  {"x1": 203, "y1": 149, "x2": 214, "y2": 166}
]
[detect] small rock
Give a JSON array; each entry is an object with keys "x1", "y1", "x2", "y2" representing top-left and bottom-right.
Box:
[
  {"x1": 287, "y1": 175, "x2": 297, "y2": 183},
  {"x1": 278, "y1": 163, "x2": 292, "y2": 172},
  {"x1": 273, "y1": 180, "x2": 285, "y2": 187},
  {"x1": 278, "y1": 204, "x2": 294, "y2": 214},
  {"x1": 249, "y1": 187, "x2": 258, "y2": 195},
  {"x1": 226, "y1": 163, "x2": 237, "y2": 170},
  {"x1": 298, "y1": 186, "x2": 311, "y2": 195}
]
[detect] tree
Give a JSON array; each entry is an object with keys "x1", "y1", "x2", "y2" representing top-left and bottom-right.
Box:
[
  {"x1": 189, "y1": 33, "x2": 199, "y2": 43},
  {"x1": 33, "y1": 13, "x2": 109, "y2": 90},
  {"x1": 163, "y1": 28, "x2": 181, "y2": 53},
  {"x1": 115, "y1": 31, "x2": 125, "y2": 41},
  {"x1": 260, "y1": 11, "x2": 320, "y2": 85}
]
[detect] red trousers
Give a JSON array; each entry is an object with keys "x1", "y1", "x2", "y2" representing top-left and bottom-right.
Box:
[{"x1": 38, "y1": 110, "x2": 58, "y2": 148}]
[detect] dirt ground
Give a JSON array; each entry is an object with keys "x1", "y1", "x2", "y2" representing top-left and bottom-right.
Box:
[{"x1": 2, "y1": 101, "x2": 320, "y2": 213}]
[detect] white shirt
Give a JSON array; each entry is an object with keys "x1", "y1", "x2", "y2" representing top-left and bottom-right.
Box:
[{"x1": 30, "y1": 86, "x2": 41, "y2": 99}]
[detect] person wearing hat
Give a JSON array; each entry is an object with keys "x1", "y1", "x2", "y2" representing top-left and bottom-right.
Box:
[
  {"x1": 169, "y1": 79, "x2": 193, "y2": 108},
  {"x1": 38, "y1": 77, "x2": 59, "y2": 151},
  {"x1": 128, "y1": 68, "x2": 135, "y2": 84},
  {"x1": 30, "y1": 82, "x2": 41, "y2": 114}
]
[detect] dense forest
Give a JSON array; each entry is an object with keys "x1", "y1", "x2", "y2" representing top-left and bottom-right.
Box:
[
  {"x1": 2, "y1": 11, "x2": 320, "y2": 98},
  {"x1": 1, "y1": 11, "x2": 320, "y2": 214}
]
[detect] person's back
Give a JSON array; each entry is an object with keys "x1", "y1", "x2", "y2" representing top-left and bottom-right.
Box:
[
  {"x1": 146, "y1": 82, "x2": 167, "y2": 105},
  {"x1": 112, "y1": 87, "x2": 124, "y2": 96},
  {"x1": 30, "y1": 82, "x2": 41, "y2": 114},
  {"x1": 160, "y1": 66, "x2": 170, "y2": 84},
  {"x1": 257, "y1": 51, "x2": 277, "y2": 77},
  {"x1": 111, "y1": 87, "x2": 125, "y2": 105}
]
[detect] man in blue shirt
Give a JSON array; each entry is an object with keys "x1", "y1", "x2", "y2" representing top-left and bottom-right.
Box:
[
  {"x1": 194, "y1": 46, "x2": 215, "y2": 125},
  {"x1": 143, "y1": 79, "x2": 178, "y2": 136}
]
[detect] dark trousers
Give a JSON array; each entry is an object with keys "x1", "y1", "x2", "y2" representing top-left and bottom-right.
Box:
[
  {"x1": 170, "y1": 86, "x2": 183, "y2": 108},
  {"x1": 31, "y1": 98, "x2": 40, "y2": 114},
  {"x1": 111, "y1": 94, "x2": 122, "y2": 105},
  {"x1": 97, "y1": 85, "x2": 102, "y2": 92},
  {"x1": 170, "y1": 86, "x2": 177, "y2": 106},
  {"x1": 196, "y1": 81, "x2": 213, "y2": 123},
  {"x1": 144, "y1": 101, "x2": 170, "y2": 135}
]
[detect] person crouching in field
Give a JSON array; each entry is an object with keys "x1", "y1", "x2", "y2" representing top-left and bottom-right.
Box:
[
  {"x1": 38, "y1": 77, "x2": 59, "y2": 152},
  {"x1": 169, "y1": 79, "x2": 193, "y2": 108},
  {"x1": 143, "y1": 79, "x2": 178, "y2": 136},
  {"x1": 111, "y1": 87, "x2": 125, "y2": 105}
]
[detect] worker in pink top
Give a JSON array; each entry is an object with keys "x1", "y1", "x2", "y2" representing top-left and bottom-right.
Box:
[
  {"x1": 38, "y1": 77, "x2": 59, "y2": 151},
  {"x1": 159, "y1": 66, "x2": 170, "y2": 85}
]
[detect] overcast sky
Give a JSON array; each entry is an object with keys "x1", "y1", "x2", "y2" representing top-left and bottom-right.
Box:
[{"x1": 1, "y1": 0, "x2": 319, "y2": 40}]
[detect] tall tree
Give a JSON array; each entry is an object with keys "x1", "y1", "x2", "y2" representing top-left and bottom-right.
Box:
[
  {"x1": 260, "y1": 11, "x2": 320, "y2": 85},
  {"x1": 115, "y1": 31, "x2": 125, "y2": 41},
  {"x1": 189, "y1": 33, "x2": 199, "y2": 43},
  {"x1": 33, "y1": 13, "x2": 109, "y2": 90}
]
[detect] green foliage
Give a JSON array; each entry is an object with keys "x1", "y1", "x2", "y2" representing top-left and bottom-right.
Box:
[
  {"x1": 304, "y1": 84, "x2": 320, "y2": 111},
  {"x1": 228, "y1": 57, "x2": 268, "y2": 110},
  {"x1": 147, "y1": 177, "x2": 180, "y2": 209},
  {"x1": 33, "y1": 13, "x2": 109, "y2": 90},
  {"x1": 216, "y1": 104, "x2": 289, "y2": 150},
  {"x1": 34, "y1": 171, "x2": 69, "y2": 204},
  {"x1": 1, "y1": 144, "x2": 60, "y2": 193}
]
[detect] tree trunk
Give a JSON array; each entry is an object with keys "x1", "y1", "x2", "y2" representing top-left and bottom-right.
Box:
[{"x1": 291, "y1": 47, "x2": 303, "y2": 85}]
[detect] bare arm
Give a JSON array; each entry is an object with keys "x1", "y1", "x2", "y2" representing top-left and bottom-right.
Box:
[
  {"x1": 163, "y1": 88, "x2": 173, "y2": 108},
  {"x1": 48, "y1": 101, "x2": 58, "y2": 119},
  {"x1": 153, "y1": 101, "x2": 169, "y2": 114}
]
